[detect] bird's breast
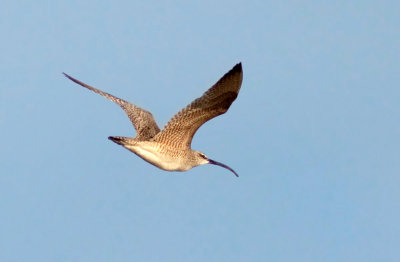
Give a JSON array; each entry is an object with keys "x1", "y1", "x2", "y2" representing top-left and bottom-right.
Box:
[{"x1": 124, "y1": 143, "x2": 192, "y2": 172}]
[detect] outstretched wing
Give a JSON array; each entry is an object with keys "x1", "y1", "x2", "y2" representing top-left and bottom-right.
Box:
[
  {"x1": 63, "y1": 73, "x2": 160, "y2": 140},
  {"x1": 152, "y1": 63, "x2": 243, "y2": 149}
]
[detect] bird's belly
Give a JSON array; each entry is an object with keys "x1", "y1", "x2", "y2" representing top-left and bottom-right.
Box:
[{"x1": 129, "y1": 145, "x2": 190, "y2": 172}]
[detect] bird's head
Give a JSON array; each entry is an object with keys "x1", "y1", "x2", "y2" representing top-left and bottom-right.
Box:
[{"x1": 195, "y1": 151, "x2": 239, "y2": 177}]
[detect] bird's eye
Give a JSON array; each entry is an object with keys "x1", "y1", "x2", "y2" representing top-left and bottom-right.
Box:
[{"x1": 199, "y1": 153, "x2": 207, "y2": 159}]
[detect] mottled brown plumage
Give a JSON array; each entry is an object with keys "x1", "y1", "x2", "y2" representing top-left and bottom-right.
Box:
[
  {"x1": 63, "y1": 73, "x2": 160, "y2": 140},
  {"x1": 64, "y1": 63, "x2": 243, "y2": 177},
  {"x1": 153, "y1": 63, "x2": 242, "y2": 149}
]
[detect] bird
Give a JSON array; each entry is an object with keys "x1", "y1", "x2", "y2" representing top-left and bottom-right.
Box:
[{"x1": 63, "y1": 63, "x2": 243, "y2": 177}]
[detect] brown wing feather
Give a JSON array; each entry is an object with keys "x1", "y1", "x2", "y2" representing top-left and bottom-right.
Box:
[
  {"x1": 152, "y1": 63, "x2": 243, "y2": 149},
  {"x1": 63, "y1": 73, "x2": 160, "y2": 140}
]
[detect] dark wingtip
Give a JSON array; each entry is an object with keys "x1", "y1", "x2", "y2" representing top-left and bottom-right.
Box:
[
  {"x1": 62, "y1": 72, "x2": 91, "y2": 89},
  {"x1": 62, "y1": 72, "x2": 71, "y2": 78},
  {"x1": 216, "y1": 62, "x2": 243, "y2": 85},
  {"x1": 62, "y1": 72, "x2": 79, "y2": 83},
  {"x1": 231, "y1": 62, "x2": 242, "y2": 73}
]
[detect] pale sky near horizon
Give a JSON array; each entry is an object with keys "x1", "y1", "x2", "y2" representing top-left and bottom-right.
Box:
[{"x1": 1, "y1": 1, "x2": 400, "y2": 261}]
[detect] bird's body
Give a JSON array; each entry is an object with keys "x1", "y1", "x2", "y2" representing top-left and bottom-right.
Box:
[
  {"x1": 64, "y1": 63, "x2": 243, "y2": 177},
  {"x1": 121, "y1": 140, "x2": 204, "y2": 171}
]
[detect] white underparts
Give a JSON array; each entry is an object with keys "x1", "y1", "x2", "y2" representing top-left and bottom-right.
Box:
[{"x1": 124, "y1": 144, "x2": 192, "y2": 171}]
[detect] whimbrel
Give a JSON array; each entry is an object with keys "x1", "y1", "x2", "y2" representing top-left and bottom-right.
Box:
[{"x1": 63, "y1": 63, "x2": 243, "y2": 177}]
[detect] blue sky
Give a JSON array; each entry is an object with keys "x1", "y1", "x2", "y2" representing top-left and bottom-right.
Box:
[{"x1": 1, "y1": 1, "x2": 399, "y2": 261}]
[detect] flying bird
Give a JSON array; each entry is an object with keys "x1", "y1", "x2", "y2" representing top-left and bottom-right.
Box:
[{"x1": 63, "y1": 63, "x2": 243, "y2": 177}]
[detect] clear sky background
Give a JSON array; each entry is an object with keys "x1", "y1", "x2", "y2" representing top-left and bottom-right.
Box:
[{"x1": 1, "y1": 1, "x2": 399, "y2": 261}]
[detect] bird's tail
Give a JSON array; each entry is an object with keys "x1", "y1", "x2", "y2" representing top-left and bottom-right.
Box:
[{"x1": 108, "y1": 136, "x2": 131, "y2": 146}]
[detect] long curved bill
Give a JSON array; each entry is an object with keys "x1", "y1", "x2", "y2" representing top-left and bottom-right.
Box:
[{"x1": 208, "y1": 159, "x2": 239, "y2": 177}]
